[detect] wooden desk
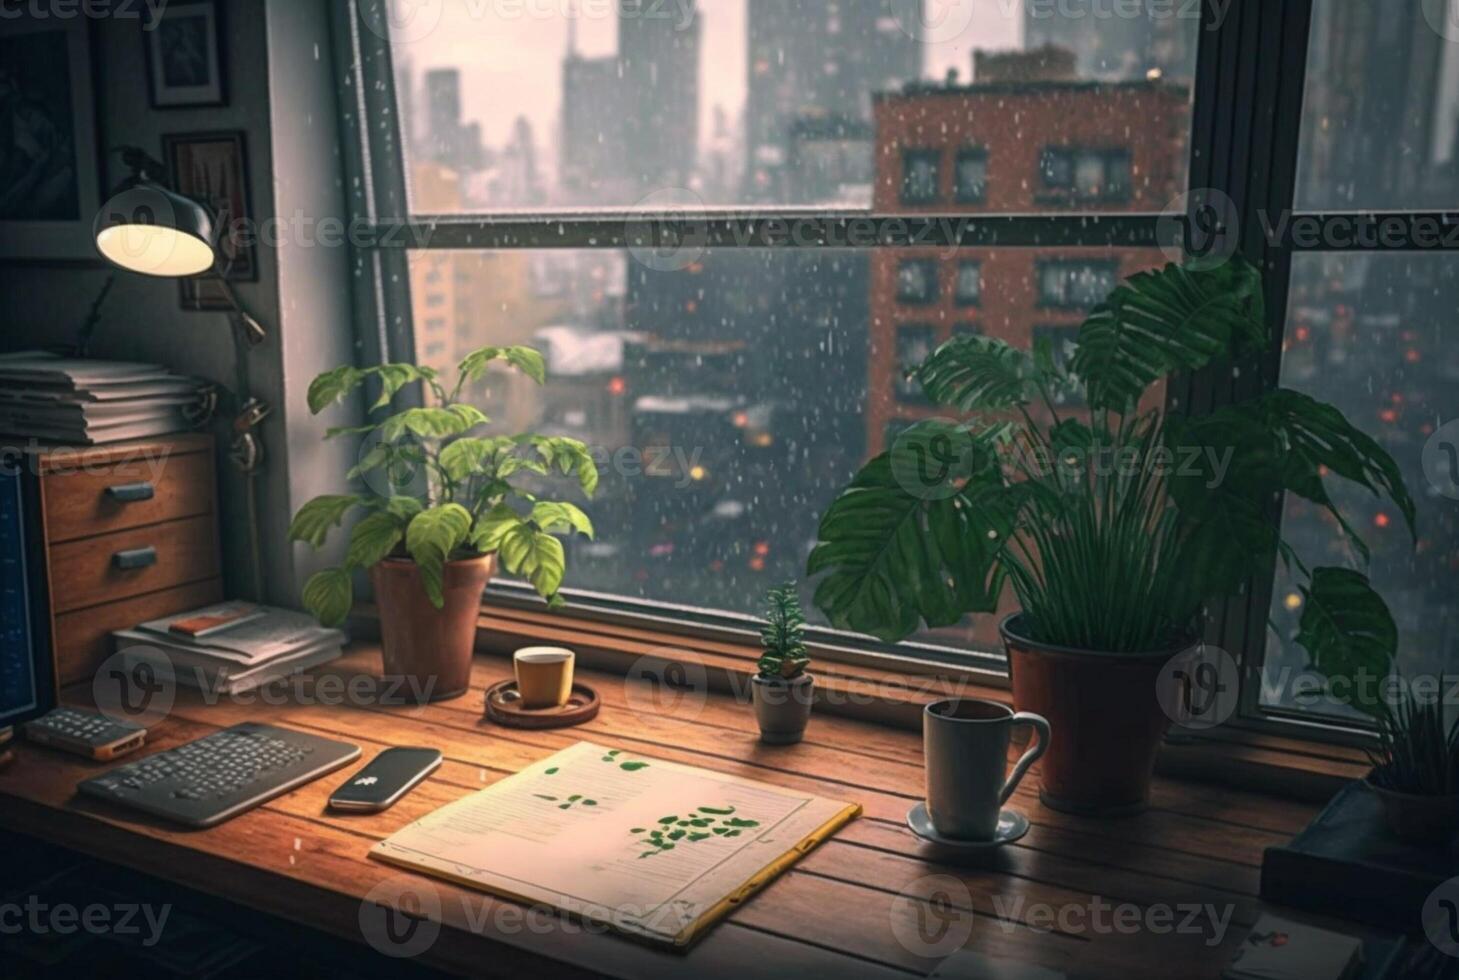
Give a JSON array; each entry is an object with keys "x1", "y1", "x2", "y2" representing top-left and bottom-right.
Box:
[{"x1": 0, "y1": 646, "x2": 1333, "y2": 979}]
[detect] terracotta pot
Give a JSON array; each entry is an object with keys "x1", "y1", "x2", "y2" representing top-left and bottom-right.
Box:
[
  {"x1": 751, "y1": 673, "x2": 814, "y2": 745},
  {"x1": 1365, "y1": 772, "x2": 1459, "y2": 846},
  {"x1": 1001, "y1": 613, "x2": 1191, "y2": 816},
  {"x1": 371, "y1": 554, "x2": 495, "y2": 703}
]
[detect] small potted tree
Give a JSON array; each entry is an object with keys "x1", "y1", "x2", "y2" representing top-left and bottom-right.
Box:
[
  {"x1": 751, "y1": 583, "x2": 814, "y2": 744},
  {"x1": 288, "y1": 346, "x2": 599, "y2": 702}
]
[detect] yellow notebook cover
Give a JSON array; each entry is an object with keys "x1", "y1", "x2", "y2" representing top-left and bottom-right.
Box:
[{"x1": 370, "y1": 740, "x2": 861, "y2": 949}]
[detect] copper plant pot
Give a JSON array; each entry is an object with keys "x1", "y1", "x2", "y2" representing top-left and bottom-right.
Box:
[
  {"x1": 1001, "y1": 613, "x2": 1191, "y2": 816},
  {"x1": 371, "y1": 554, "x2": 495, "y2": 703}
]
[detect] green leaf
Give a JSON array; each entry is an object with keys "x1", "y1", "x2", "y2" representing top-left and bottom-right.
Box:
[
  {"x1": 531, "y1": 501, "x2": 595, "y2": 539},
  {"x1": 807, "y1": 443, "x2": 1015, "y2": 643},
  {"x1": 619, "y1": 761, "x2": 649, "y2": 772},
  {"x1": 1255, "y1": 388, "x2": 1417, "y2": 544},
  {"x1": 380, "y1": 407, "x2": 487, "y2": 443},
  {"x1": 301, "y1": 568, "x2": 353, "y2": 627},
  {"x1": 382, "y1": 496, "x2": 424, "y2": 521},
  {"x1": 439, "y1": 436, "x2": 513, "y2": 482},
  {"x1": 1071, "y1": 256, "x2": 1268, "y2": 413},
  {"x1": 345, "y1": 510, "x2": 405, "y2": 569},
  {"x1": 370, "y1": 364, "x2": 436, "y2": 411},
  {"x1": 307, "y1": 366, "x2": 366, "y2": 414},
  {"x1": 287, "y1": 495, "x2": 363, "y2": 549},
  {"x1": 472, "y1": 503, "x2": 528, "y2": 553},
  {"x1": 347, "y1": 443, "x2": 391, "y2": 480},
  {"x1": 916, "y1": 335, "x2": 1045, "y2": 411},
  {"x1": 458, "y1": 345, "x2": 547, "y2": 386},
  {"x1": 404, "y1": 503, "x2": 474, "y2": 608},
  {"x1": 528, "y1": 436, "x2": 600, "y2": 497},
  {"x1": 1298, "y1": 567, "x2": 1398, "y2": 716},
  {"x1": 497, "y1": 523, "x2": 566, "y2": 600}
]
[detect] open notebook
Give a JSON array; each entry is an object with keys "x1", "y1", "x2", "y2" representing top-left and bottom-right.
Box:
[{"x1": 370, "y1": 741, "x2": 861, "y2": 948}]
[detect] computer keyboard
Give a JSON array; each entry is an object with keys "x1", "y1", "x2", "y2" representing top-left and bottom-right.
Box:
[{"x1": 78, "y1": 722, "x2": 360, "y2": 828}]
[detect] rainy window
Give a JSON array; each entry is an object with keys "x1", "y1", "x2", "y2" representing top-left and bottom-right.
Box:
[
  {"x1": 1257, "y1": 0, "x2": 1459, "y2": 720},
  {"x1": 378, "y1": 1, "x2": 1206, "y2": 655}
]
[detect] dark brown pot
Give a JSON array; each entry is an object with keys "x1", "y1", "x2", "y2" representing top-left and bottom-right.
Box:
[
  {"x1": 372, "y1": 554, "x2": 495, "y2": 703},
  {"x1": 1001, "y1": 613, "x2": 1190, "y2": 816},
  {"x1": 1365, "y1": 772, "x2": 1459, "y2": 846}
]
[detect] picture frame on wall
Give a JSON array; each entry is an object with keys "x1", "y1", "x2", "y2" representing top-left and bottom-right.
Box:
[
  {"x1": 144, "y1": 0, "x2": 226, "y2": 108},
  {"x1": 0, "y1": 18, "x2": 102, "y2": 262},
  {"x1": 164, "y1": 131, "x2": 256, "y2": 311}
]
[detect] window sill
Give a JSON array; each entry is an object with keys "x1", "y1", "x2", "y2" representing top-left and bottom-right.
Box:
[{"x1": 350, "y1": 602, "x2": 1368, "y2": 803}]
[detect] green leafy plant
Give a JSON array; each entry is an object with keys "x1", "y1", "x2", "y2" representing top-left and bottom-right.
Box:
[
  {"x1": 808, "y1": 257, "x2": 1415, "y2": 708},
  {"x1": 756, "y1": 583, "x2": 810, "y2": 681},
  {"x1": 288, "y1": 346, "x2": 600, "y2": 625},
  {"x1": 1367, "y1": 681, "x2": 1459, "y2": 796}
]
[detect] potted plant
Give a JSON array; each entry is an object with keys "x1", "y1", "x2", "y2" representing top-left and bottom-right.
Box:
[
  {"x1": 1364, "y1": 682, "x2": 1459, "y2": 845},
  {"x1": 288, "y1": 346, "x2": 599, "y2": 702},
  {"x1": 752, "y1": 583, "x2": 814, "y2": 744},
  {"x1": 808, "y1": 256, "x2": 1415, "y2": 814}
]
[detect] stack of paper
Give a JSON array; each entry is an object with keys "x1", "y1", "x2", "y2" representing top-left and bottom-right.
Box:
[
  {"x1": 0, "y1": 352, "x2": 204, "y2": 445},
  {"x1": 112, "y1": 602, "x2": 346, "y2": 695}
]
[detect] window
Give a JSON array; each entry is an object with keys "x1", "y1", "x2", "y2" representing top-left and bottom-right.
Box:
[
  {"x1": 1036, "y1": 260, "x2": 1119, "y2": 309},
  {"x1": 894, "y1": 325, "x2": 935, "y2": 403},
  {"x1": 1030, "y1": 325, "x2": 1085, "y2": 407},
  {"x1": 954, "y1": 261, "x2": 982, "y2": 306},
  {"x1": 896, "y1": 259, "x2": 938, "y2": 305},
  {"x1": 346, "y1": 2, "x2": 1459, "y2": 697},
  {"x1": 1040, "y1": 148, "x2": 1131, "y2": 203},
  {"x1": 954, "y1": 148, "x2": 988, "y2": 204},
  {"x1": 900, "y1": 149, "x2": 941, "y2": 205}
]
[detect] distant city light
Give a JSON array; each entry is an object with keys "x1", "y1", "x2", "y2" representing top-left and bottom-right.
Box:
[
  {"x1": 1284, "y1": 593, "x2": 1303, "y2": 611},
  {"x1": 608, "y1": 376, "x2": 627, "y2": 395},
  {"x1": 1374, "y1": 513, "x2": 1391, "y2": 529},
  {"x1": 689, "y1": 465, "x2": 708, "y2": 482}
]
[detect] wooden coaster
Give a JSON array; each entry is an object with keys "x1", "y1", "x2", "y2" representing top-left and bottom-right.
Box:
[{"x1": 483, "y1": 680, "x2": 601, "y2": 729}]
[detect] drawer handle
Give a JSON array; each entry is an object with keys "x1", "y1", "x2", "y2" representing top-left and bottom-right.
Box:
[
  {"x1": 107, "y1": 482, "x2": 156, "y2": 503},
  {"x1": 113, "y1": 547, "x2": 158, "y2": 571}
]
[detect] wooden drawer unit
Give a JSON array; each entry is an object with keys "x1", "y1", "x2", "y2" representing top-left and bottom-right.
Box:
[
  {"x1": 40, "y1": 448, "x2": 214, "y2": 543},
  {"x1": 8, "y1": 435, "x2": 225, "y2": 687}
]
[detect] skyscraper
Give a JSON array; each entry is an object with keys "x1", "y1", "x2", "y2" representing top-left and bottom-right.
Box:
[
  {"x1": 743, "y1": 0, "x2": 923, "y2": 202},
  {"x1": 1023, "y1": 0, "x2": 1196, "y2": 81},
  {"x1": 617, "y1": 0, "x2": 701, "y2": 191},
  {"x1": 423, "y1": 68, "x2": 486, "y2": 172}
]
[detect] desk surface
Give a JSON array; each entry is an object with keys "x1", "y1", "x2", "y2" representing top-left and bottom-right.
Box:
[{"x1": 0, "y1": 646, "x2": 1331, "y2": 979}]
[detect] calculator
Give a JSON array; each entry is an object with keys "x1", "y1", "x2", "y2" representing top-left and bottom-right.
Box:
[{"x1": 23, "y1": 707, "x2": 147, "y2": 761}]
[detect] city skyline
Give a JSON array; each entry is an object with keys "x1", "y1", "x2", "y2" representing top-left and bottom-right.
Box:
[{"x1": 392, "y1": 0, "x2": 1021, "y2": 181}]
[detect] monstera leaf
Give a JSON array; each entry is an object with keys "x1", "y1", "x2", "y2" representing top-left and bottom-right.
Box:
[
  {"x1": 807, "y1": 424, "x2": 1016, "y2": 642},
  {"x1": 916, "y1": 335, "x2": 1047, "y2": 412},
  {"x1": 1297, "y1": 567, "x2": 1398, "y2": 716},
  {"x1": 1072, "y1": 257, "x2": 1268, "y2": 413}
]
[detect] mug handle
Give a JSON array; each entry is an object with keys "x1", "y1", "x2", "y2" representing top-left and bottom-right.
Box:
[{"x1": 1000, "y1": 712, "x2": 1051, "y2": 806}]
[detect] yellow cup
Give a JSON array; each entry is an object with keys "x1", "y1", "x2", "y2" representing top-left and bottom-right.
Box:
[{"x1": 514, "y1": 647, "x2": 575, "y2": 709}]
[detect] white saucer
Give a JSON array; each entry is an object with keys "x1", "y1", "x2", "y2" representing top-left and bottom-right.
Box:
[{"x1": 906, "y1": 802, "x2": 1030, "y2": 851}]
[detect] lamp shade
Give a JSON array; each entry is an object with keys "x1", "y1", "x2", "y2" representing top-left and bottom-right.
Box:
[{"x1": 93, "y1": 182, "x2": 217, "y2": 277}]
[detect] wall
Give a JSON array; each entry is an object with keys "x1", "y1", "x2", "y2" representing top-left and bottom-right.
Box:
[{"x1": 0, "y1": 0, "x2": 360, "y2": 607}]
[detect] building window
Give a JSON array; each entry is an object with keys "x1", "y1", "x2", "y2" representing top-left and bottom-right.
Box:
[
  {"x1": 1036, "y1": 260, "x2": 1119, "y2": 309},
  {"x1": 900, "y1": 149, "x2": 941, "y2": 205},
  {"x1": 896, "y1": 259, "x2": 939, "y2": 305},
  {"x1": 1039, "y1": 148, "x2": 1132, "y2": 203},
  {"x1": 895, "y1": 325, "x2": 935, "y2": 403},
  {"x1": 954, "y1": 148, "x2": 988, "y2": 204},
  {"x1": 1030, "y1": 325, "x2": 1085, "y2": 406},
  {"x1": 954, "y1": 261, "x2": 981, "y2": 306},
  {"x1": 953, "y1": 322, "x2": 979, "y2": 339}
]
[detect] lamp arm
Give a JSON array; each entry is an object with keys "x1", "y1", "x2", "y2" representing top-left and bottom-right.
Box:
[
  {"x1": 214, "y1": 275, "x2": 268, "y2": 348},
  {"x1": 74, "y1": 273, "x2": 117, "y2": 358}
]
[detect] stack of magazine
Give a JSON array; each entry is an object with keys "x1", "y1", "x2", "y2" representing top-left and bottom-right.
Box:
[
  {"x1": 113, "y1": 602, "x2": 345, "y2": 695},
  {"x1": 0, "y1": 351, "x2": 204, "y2": 445}
]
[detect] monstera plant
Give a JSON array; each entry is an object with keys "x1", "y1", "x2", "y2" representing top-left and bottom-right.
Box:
[
  {"x1": 809, "y1": 256, "x2": 1413, "y2": 813},
  {"x1": 288, "y1": 346, "x2": 599, "y2": 702}
]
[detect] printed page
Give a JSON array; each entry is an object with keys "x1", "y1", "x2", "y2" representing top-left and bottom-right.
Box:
[{"x1": 371, "y1": 741, "x2": 860, "y2": 946}]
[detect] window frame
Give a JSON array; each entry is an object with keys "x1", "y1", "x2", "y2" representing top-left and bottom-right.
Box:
[
  {"x1": 953, "y1": 259, "x2": 982, "y2": 307},
  {"x1": 895, "y1": 257, "x2": 940, "y2": 305},
  {"x1": 333, "y1": 0, "x2": 1457, "y2": 745},
  {"x1": 899, "y1": 148, "x2": 943, "y2": 206},
  {"x1": 953, "y1": 146, "x2": 989, "y2": 205}
]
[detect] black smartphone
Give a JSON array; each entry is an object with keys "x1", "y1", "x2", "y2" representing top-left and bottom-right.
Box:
[{"x1": 328, "y1": 747, "x2": 442, "y2": 813}]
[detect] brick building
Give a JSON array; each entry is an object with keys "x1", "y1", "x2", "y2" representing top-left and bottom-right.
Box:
[{"x1": 866, "y1": 63, "x2": 1190, "y2": 453}]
